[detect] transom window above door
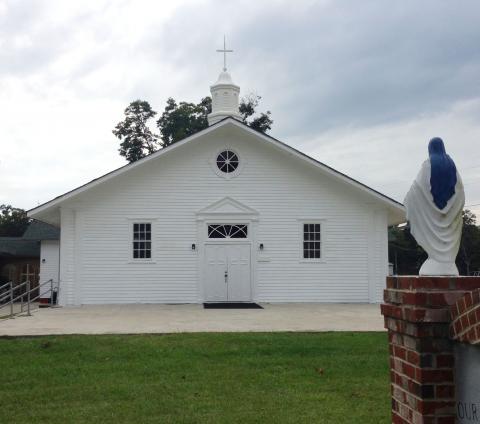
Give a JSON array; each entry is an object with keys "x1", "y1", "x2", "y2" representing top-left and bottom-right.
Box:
[{"x1": 208, "y1": 224, "x2": 248, "y2": 239}]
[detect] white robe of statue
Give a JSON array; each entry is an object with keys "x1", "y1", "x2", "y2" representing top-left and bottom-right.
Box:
[{"x1": 404, "y1": 145, "x2": 464, "y2": 276}]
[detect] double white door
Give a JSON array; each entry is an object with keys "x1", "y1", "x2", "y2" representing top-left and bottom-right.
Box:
[{"x1": 204, "y1": 244, "x2": 251, "y2": 302}]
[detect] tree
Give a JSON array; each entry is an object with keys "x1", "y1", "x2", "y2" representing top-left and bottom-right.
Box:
[
  {"x1": 113, "y1": 100, "x2": 160, "y2": 163},
  {"x1": 389, "y1": 209, "x2": 480, "y2": 275},
  {"x1": 388, "y1": 225, "x2": 427, "y2": 275},
  {"x1": 239, "y1": 93, "x2": 273, "y2": 133},
  {"x1": 157, "y1": 93, "x2": 273, "y2": 147},
  {"x1": 114, "y1": 94, "x2": 273, "y2": 163},
  {"x1": 157, "y1": 97, "x2": 212, "y2": 147},
  {"x1": 0, "y1": 205, "x2": 30, "y2": 237},
  {"x1": 456, "y1": 210, "x2": 480, "y2": 275}
]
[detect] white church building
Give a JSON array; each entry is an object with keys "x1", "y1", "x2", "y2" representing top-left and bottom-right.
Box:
[{"x1": 29, "y1": 65, "x2": 405, "y2": 306}]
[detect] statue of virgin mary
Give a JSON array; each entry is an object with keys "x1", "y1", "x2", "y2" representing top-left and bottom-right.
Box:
[{"x1": 404, "y1": 138, "x2": 464, "y2": 275}]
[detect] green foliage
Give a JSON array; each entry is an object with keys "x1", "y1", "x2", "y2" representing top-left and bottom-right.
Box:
[
  {"x1": 112, "y1": 100, "x2": 160, "y2": 163},
  {"x1": 157, "y1": 97, "x2": 212, "y2": 147},
  {"x1": 0, "y1": 204, "x2": 30, "y2": 237},
  {"x1": 389, "y1": 209, "x2": 480, "y2": 275},
  {"x1": 457, "y1": 209, "x2": 480, "y2": 275},
  {"x1": 114, "y1": 94, "x2": 273, "y2": 163},
  {"x1": 388, "y1": 225, "x2": 427, "y2": 275},
  {"x1": 0, "y1": 333, "x2": 390, "y2": 423},
  {"x1": 239, "y1": 93, "x2": 273, "y2": 133}
]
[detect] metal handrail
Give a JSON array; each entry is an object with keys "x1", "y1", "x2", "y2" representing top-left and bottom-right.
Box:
[
  {"x1": 0, "y1": 280, "x2": 13, "y2": 292},
  {"x1": 0, "y1": 279, "x2": 57, "y2": 319}
]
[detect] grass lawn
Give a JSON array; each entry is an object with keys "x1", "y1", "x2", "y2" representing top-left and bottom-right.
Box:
[{"x1": 0, "y1": 332, "x2": 390, "y2": 423}]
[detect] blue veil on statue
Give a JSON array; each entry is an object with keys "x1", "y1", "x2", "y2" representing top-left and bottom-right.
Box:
[{"x1": 428, "y1": 137, "x2": 457, "y2": 210}]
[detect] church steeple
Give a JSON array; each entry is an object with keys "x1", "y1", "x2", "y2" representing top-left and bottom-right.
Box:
[{"x1": 208, "y1": 37, "x2": 242, "y2": 126}]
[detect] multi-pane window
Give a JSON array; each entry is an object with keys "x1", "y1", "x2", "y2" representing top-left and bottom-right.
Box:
[
  {"x1": 133, "y1": 223, "x2": 151, "y2": 259},
  {"x1": 303, "y1": 223, "x2": 321, "y2": 259},
  {"x1": 208, "y1": 224, "x2": 248, "y2": 239}
]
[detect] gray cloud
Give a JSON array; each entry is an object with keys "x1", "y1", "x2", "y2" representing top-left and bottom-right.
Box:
[
  {"x1": 0, "y1": 0, "x2": 479, "y2": 214},
  {"x1": 144, "y1": 0, "x2": 480, "y2": 138}
]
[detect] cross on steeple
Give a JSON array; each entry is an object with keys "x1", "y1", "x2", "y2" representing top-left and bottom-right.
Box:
[{"x1": 216, "y1": 35, "x2": 233, "y2": 72}]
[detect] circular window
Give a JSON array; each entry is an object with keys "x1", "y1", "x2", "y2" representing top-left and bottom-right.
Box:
[{"x1": 216, "y1": 150, "x2": 239, "y2": 174}]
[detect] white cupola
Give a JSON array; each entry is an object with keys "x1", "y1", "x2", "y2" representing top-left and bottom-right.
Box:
[{"x1": 208, "y1": 37, "x2": 242, "y2": 126}]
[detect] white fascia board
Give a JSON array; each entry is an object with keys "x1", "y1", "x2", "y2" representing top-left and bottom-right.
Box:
[{"x1": 28, "y1": 117, "x2": 405, "y2": 222}]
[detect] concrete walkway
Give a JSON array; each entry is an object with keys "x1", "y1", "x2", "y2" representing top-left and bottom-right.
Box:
[{"x1": 0, "y1": 303, "x2": 385, "y2": 336}]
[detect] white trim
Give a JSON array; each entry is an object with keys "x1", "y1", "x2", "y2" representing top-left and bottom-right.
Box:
[
  {"x1": 28, "y1": 118, "x2": 405, "y2": 224},
  {"x1": 209, "y1": 147, "x2": 245, "y2": 179},
  {"x1": 196, "y1": 197, "x2": 259, "y2": 221},
  {"x1": 127, "y1": 219, "x2": 156, "y2": 264},
  {"x1": 206, "y1": 223, "x2": 249, "y2": 240},
  {"x1": 195, "y1": 197, "x2": 258, "y2": 303}
]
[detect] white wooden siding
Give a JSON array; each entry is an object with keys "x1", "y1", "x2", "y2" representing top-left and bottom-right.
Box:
[
  {"x1": 58, "y1": 126, "x2": 390, "y2": 305},
  {"x1": 39, "y1": 240, "x2": 60, "y2": 298},
  {"x1": 59, "y1": 208, "x2": 76, "y2": 305}
]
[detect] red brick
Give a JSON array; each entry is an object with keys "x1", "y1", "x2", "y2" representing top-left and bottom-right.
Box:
[
  {"x1": 392, "y1": 411, "x2": 409, "y2": 424},
  {"x1": 403, "y1": 362, "x2": 417, "y2": 380},
  {"x1": 406, "y1": 350, "x2": 420, "y2": 366},
  {"x1": 461, "y1": 314, "x2": 469, "y2": 329},
  {"x1": 454, "y1": 318, "x2": 462, "y2": 336},
  {"x1": 386, "y1": 276, "x2": 394, "y2": 288},
  {"x1": 468, "y1": 310, "x2": 477, "y2": 326},
  {"x1": 404, "y1": 292, "x2": 428, "y2": 306},
  {"x1": 476, "y1": 306, "x2": 480, "y2": 321},
  {"x1": 435, "y1": 384, "x2": 455, "y2": 399},
  {"x1": 428, "y1": 292, "x2": 449, "y2": 307},
  {"x1": 472, "y1": 289, "x2": 480, "y2": 305},
  {"x1": 455, "y1": 277, "x2": 480, "y2": 291},
  {"x1": 402, "y1": 307, "x2": 427, "y2": 322},
  {"x1": 417, "y1": 400, "x2": 455, "y2": 415},
  {"x1": 423, "y1": 309, "x2": 450, "y2": 323},
  {"x1": 380, "y1": 277, "x2": 478, "y2": 423},
  {"x1": 381, "y1": 303, "x2": 404, "y2": 320},
  {"x1": 394, "y1": 345, "x2": 407, "y2": 360},
  {"x1": 436, "y1": 354, "x2": 454, "y2": 368},
  {"x1": 465, "y1": 292, "x2": 474, "y2": 308},
  {"x1": 415, "y1": 369, "x2": 454, "y2": 384},
  {"x1": 450, "y1": 302, "x2": 460, "y2": 319}
]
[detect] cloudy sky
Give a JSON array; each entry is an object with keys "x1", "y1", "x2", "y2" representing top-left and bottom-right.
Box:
[{"x1": 1, "y1": 0, "x2": 479, "y2": 217}]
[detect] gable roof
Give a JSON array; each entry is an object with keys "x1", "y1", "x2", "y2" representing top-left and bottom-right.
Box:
[
  {"x1": 0, "y1": 220, "x2": 59, "y2": 258},
  {"x1": 22, "y1": 220, "x2": 60, "y2": 240},
  {"x1": 28, "y1": 118, "x2": 405, "y2": 224}
]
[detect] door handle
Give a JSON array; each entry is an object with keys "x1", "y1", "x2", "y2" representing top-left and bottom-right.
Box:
[{"x1": 224, "y1": 270, "x2": 228, "y2": 283}]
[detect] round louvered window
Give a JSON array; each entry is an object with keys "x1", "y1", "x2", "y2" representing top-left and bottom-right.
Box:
[{"x1": 216, "y1": 150, "x2": 239, "y2": 174}]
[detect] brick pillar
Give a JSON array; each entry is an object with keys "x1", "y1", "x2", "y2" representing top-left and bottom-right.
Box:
[
  {"x1": 450, "y1": 288, "x2": 480, "y2": 344},
  {"x1": 381, "y1": 276, "x2": 480, "y2": 424}
]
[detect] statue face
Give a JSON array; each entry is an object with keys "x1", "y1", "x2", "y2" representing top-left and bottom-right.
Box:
[{"x1": 428, "y1": 137, "x2": 446, "y2": 155}]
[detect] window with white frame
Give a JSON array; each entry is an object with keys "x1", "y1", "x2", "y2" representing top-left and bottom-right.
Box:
[
  {"x1": 303, "y1": 223, "x2": 321, "y2": 259},
  {"x1": 133, "y1": 223, "x2": 151, "y2": 259}
]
